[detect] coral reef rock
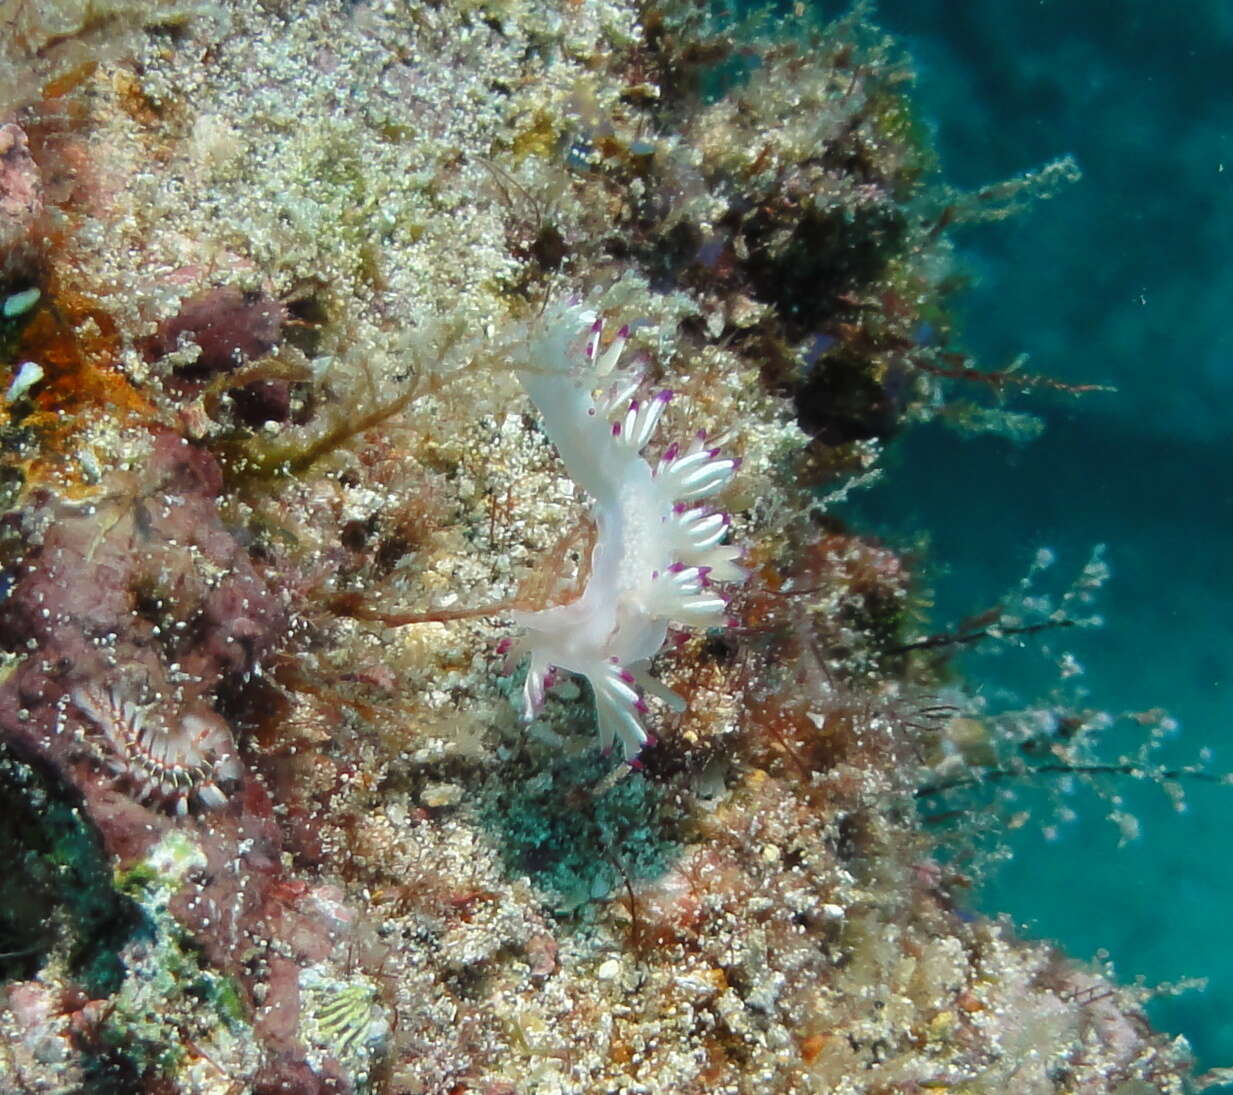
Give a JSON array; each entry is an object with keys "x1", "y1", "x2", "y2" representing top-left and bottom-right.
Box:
[{"x1": 0, "y1": 1, "x2": 1199, "y2": 1092}]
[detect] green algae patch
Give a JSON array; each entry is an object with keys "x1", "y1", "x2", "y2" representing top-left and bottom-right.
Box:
[
  {"x1": 299, "y1": 964, "x2": 392, "y2": 1093},
  {"x1": 116, "y1": 829, "x2": 206, "y2": 899},
  {"x1": 0, "y1": 745, "x2": 137, "y2": 995},
  {"x1": 101, "y1": 829, "x2": 261, "y2": 1086},
  {"x1": 479, "y1": 701, "x2": 679, "y2": 911}
]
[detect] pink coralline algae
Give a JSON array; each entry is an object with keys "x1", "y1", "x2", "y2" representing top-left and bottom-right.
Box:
[
  {"x1": 0, "y1": 123, "x2": 42, "y2": 257},
  {"x1": 0, "y1": 431, "x2": 367, "y2": 1092},
  {"x1": 144, "y1": 285, "x2": 297, "y2": 424},
  {"x1": 145, "y1": 286, "x2": 288, "y2": 376}
]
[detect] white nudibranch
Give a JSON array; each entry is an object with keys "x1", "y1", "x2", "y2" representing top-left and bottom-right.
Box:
[{"x1": 505, "y1": 303, "x2": 745, "y2": 759}]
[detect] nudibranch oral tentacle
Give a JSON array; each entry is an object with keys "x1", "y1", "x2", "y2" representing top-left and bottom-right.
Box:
[{"x1": 506, "y1": 303, "x2": 745, "y2": 760}]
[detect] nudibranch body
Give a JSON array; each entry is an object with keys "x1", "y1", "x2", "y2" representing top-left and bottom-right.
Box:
[{"x1": 507, "y1": 304, "x2": 744, "y2": 758}]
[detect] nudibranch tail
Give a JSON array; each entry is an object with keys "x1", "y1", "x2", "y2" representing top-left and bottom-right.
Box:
[{"x1": 506, "y1": 303, "x2": 746, "y2": 760}]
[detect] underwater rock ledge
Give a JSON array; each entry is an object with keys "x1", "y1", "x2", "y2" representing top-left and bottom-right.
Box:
[{"x1": 0, "y1": 0, "x2": 1202, "y2": 1092}]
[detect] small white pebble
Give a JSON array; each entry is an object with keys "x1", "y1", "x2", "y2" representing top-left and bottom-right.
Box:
[
  {"x1": 596, "y1": 959, "x2": 622, "y2": 982},
  {"x1": 420, "y1": 781, "x2": 463, "y2": 808},
  {"x1": 2, "y1": 288, "x2": 40, "y2": 318},
  {"x1": 5, "y1": 360, "x2": 43, "y2": 403}
]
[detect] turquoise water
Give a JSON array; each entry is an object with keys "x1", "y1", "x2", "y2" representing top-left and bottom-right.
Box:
[{"x1": 845, "y1": 0, "x2": 1233, "y2": 1069}]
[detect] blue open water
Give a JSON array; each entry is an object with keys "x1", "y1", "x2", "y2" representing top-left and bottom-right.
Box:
[{"x1": 842, "y1": 0, "x2": 1233, "y2": 1069}]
